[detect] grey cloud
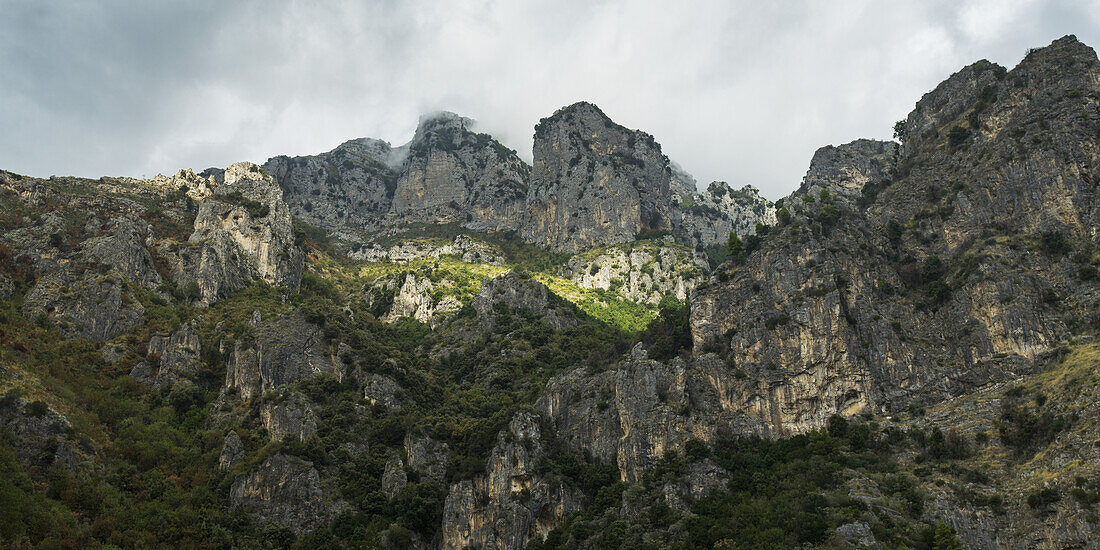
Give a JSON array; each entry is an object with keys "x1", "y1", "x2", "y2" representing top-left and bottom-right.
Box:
[{"x1": 1, "y1": 0, "x2": 1097, "y2": 199}]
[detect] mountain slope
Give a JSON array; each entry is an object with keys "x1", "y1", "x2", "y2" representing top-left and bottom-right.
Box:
[{"x1": 0, "y1": 34, "x2": 1095, "y2": 550}]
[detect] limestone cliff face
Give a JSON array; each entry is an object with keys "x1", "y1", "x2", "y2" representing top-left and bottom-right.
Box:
[
  {"x1": 674, "y1": 181, "x2": 777, "y2": 246},
  {"x1": 523, "y1": 102, "x2": 673, "y2": 253},
  {"x1": 350, "y1": 235, "x2": 505, "y2": 265},
  {"x1": 265, "y1": 113, "x2": 530, "y2": 240},
  {"x1": 177, "y1": 162, "x2": 303, "y2": 304},
  {"x1": 690, "y1": 34, "x2": 1100, "y2": 434},
  {"x1": 561, "y1": 241, "x2": 708, "y2": 304},
  {"x1": 264, "y1": 105, "x2": 777, "y2": 254},
  {"x1": 130, "y1": 319, "x2": 202, "y2": 389},
  {"x1": 0, "y1": 394, "x2": 91, "y2": 476},
  {"x1": 441, "y1": 412, "x2": 582, "y2": 550},
  {"x1": 229, "y1": 453, "x2": 346, "y2": 533},
  {"x1": 225, "y1": 312, "x2": 337, "y2": 400},
  {"x1": 383, "y1": 273, "x2": 462, "y2": 327},
  {"x1": 537, "y1": 345, "x2": 759, "y2": 482},
  {"x1": 20, "y1": 213, "x2": 158, "y2": 342},
  {"x1": 471, "y1": 272, "x2": 575, "y2": 332},
  {"x1": 392, "y1": 113, "x2": 530, "y2": 232},
  {"x1": 264, "y1": 137, "x2": 400, "y2": 236},
  {"x1": 793, "y1": 139, "x2": 897, "y2": 201},
  {"x1": 261, "y1": 392, "x2": 318, "y2": 443}
]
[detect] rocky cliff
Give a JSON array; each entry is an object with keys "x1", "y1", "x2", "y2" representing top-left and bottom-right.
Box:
[
  {"x1": 522, "y1": 102, "x2": 674, "y2": 253},
  {"x1": 264, "y1": 112, "x2": 530, "y2": 241},
  {"x1": 0, "y1": 33, "x2": 1097, "y2": 550},
  {"x1": 178, "y1": 162, "x2": 304, "y2": 304},
  {"x1": 674, "y1": 180, "x2": 777, "y2": 246},
  {"x1": 692, "y1": 34, "x2": 1098, "y2": 433}
]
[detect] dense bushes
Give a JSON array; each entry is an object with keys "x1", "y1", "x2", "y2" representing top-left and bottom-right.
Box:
[{"x1": 637, "y1": 297, "x2": 691, "y2": 360}]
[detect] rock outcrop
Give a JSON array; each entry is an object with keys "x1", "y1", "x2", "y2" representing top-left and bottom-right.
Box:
[
  {"x1": 384, "y1": 273, "x2": 462, "y2": 326},
  {"x1": 381, "y1": 455, "x2": 408, "y2": 499},
  {"x1": 562, "y1": 241, "x2": 708, "y2": 304},
  {"x1": 538, "y1": 345, "x2": 750, "y2": 482},
  {"x1": 363, "y1": 373, "x2": 407, "y2": 411},
  {"x1": 0, "y1": 393, "x2": 88, "y2": 475},
  {"x1": 263, "y1": 138, "x2": 401, "y2": 236},
  {"x1": 23, "y1": 269, "x2": 144, "y2": 342},
  {"x1": 691, "y1": 34, "x2": 1100, "y2": 433},
  {"x1": 404, "y1": 433, "x2": 449, "y2": 485},
  {"x1": 229, "y1": 453, "x2": 345, "y2": 533},
  {"x1": 392, "y1": 113, "x2": 530, "y2": 232},
  {"x1": 471, "y1": 272, "x2": 574, "y2": 332},
  {"x1": 350, "y1": 235, "x2": 505, "y2": 265},
  {"x1": 441, "y1": 412, "x2": 583, "y2": 550},
  {"x1": 261, "y1": 392, "x2": 318, "y2": 442},
  {"x1": 130, "y1": 320, "x2": 202, "y2": 389},
  {"x1": 176, "y1": 162, "x2": 303, "y2": 304},
  {"x1": 265, "y1": 113, "x2": 530, "y2": 239},
  {"x1": 674, "y1": 181, "x2": 777, "y2": 246},
  {"x1": 523, "y1": 102, "x2": 674, "y2": 253},
  {"x1": 225, "y1": 312, "x2": 336, "y2": 400},
  {"x1": 219, "y1": 431, "x2": 245, "y2": 470}
]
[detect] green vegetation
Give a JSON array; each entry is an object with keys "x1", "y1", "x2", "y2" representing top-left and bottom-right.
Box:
[
  {"x1": 535, "y1": 273, "x2": 658, "y2": 332},
  {"x1": 948, "y1": 126, "x2": 971, "y2": 148},
  {"x1": 530, "y1": 416, "x2": 971, "y2": 550},
  {"x1": 219, "y1": 191, "x2": 271, "y2": 218}
]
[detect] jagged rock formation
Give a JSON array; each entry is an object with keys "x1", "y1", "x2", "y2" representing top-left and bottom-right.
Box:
[
  {"x1": 19, "y1": 213, "x2": 158, "y2": 342},
  {"x1": 471, "y1": 272, "x2": 575, "y2": 332},
  {"x1": 674, "y1": 181, "x2": 777, "y2": 245},
  {"x1": 225, "y1": 312, "x2": 336, "y2": 400},
  {"x1": 261, "y1": 392, "x2": 318, "y2": 442},
  {"x1": 538, "y1": 345, "x2": 748, "y2": 482},
  {"x1": 691, "y1": 35, "x2": 1100, "y2": 434},
  {"x1": 0, "y1": 33, "x2": 1097, "y2": 550},
  {"x1": 0, "y1": 394, "x2": 89, "y2": 475},
  {"x1": 262, "y1": 103, "x2": 771, "y2": 254},
  {"x1": 794, "y1": 139, "x2": 897, "y2": 200},
  {"x1": 229, "y1": 453, "x2": 346, "y2": 533},
  {"x1": 263, "y1": 137, "x2": 402, "y2": 236},
  {"x1": 219, "y1": 431, "x2": 245, "y2": 470},
  {"x1": 174, "y1": 162, "x2": 303, "y2": 304},
  {"x1": 441, "y1": 412, "x2": 582, "y2": 549},
  {"x1": 381, "y1": 455, "x2": 408, "y2": 499},
  {"x1": 561, "y1": 241, "x2": 708, "y2": 304},
  {"x1": 130, "y1": 319, "x2": 202, "y2": 389},
  {"x1": 392, "y1": 113, "x2": 530, "y2": 232},
  {"x1": 265, "y1": 113, "x2": 530, "y2": 239},
  {"x1": 384, "y1": 273, "x2": 462, "y2": 326},
  {"x1": 522, "y1": 102, "x2": 674, "y2": 253},
  {"x1": 404, "y1": 433, "x2": 450, "y2": 485},
  {"x1": 350, "y1": 235, "x2": 505, "y2": 264},
  {"x1": 23, "y1": 268, "x2": 145, "y2": 342},
  {"x1": 363, "y1": 373, "x2": 407, "y2": 411}
]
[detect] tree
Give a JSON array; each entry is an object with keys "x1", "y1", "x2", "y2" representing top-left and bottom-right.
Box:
[
  {"x1": 893, "y1": 120, "x2": 907, "y2": 142},
  {"x1": 727, "y1": 233, "x2": 743, "y2": 263},
  {"x1": 932, "y1": 522, "x2": 964, "y2": 550},
  {"x1": 776, "y1": 207, "x2": 791, "y2": 226}
]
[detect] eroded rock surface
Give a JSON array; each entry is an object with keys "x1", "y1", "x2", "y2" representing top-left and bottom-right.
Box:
[
  {"x1": 442, "y1": 412, "x2": 583, "y2": 550},
  {"x1": 225, "y1": 312, "x2": 336, "y2": 400},
  {"x1": 230, "y1": 453, "x2": 345, "y2": 534}
]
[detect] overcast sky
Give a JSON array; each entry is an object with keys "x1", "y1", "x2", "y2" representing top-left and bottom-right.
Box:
[{"x1": 1, "y1": 1, "x2": 1097, "y2": 199}]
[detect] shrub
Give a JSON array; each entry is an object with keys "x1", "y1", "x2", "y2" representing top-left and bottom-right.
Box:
[
  {"x1": 1038, "y1": 231, "x2": 1070, "y2": 256},
  {"x1": 776, "y1": 207, "x2": 791, "y2": 225},
  {"x1": 727, "y1": 233, "x2": 744, "y2": 263},
  {"x1": 1027, "y1": 487, "x2": 1060, "y2": 511},
  {"x1": 948, "y1": 126, "x2": 971, "y2": 147}
]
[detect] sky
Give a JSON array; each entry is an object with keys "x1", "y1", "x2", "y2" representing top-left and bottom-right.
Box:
[{"x1": 1, "y1": 1, "x2": 1098, "y2": 200}]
